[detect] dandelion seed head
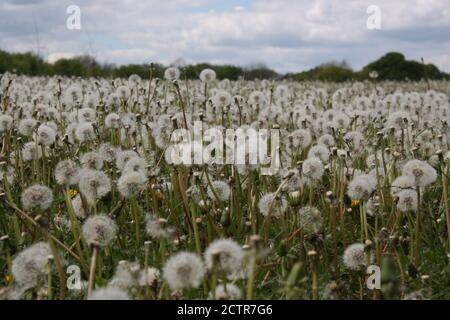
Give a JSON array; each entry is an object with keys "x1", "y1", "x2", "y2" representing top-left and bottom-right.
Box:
[
  {"x1": 0, "y1": 114, "x2": 13, "y2": 132},
  {"x1": 207, "y1": 180, "x2": 231, "y2": 202},
  {"x1": 98, "y1": 143, "x2": 118, "y2": 163},
  {"x1": 204, "y1": 239, "x2": 244, "y2": 274},
  {"x1": 298, "y1": 206, "x2": 323, "y2": 234},
  {"x1": 145, "y1": 214, "x2": 173, "y2": 239},
  {"x1": 55, "y1": 159, "x2": 80, "y2": 185},
  {"x1": 18, "y1": 118, "x2": 37, "y2": 136},
  {"x1": 258, "y1": 192, "x2": 287, "y2": 217},
  {"x1": 308, "y1": 145, "x2": 330, "y2": 163},
  {"x1": 199, "y1": 69, "x2": 216, "y2": 83},
  {"x1": 118, "y1": 171, "x2": 147, "y2": 198},
  {"x1": 105, "y1": 113, "x2": 121, "y2": 129},
  {"x1": 80, "y1": 151, "x2": 104, "y2": 170},
  {"x1": 397, "y1": 189, "x2": 418, "y2": 212},
  {"x1": 75, "y1": 122, "x2": 95, "y2": 143},
  {"x1": 163, "y1": 252, "x2": 205, "y2": 290},
  {"x1": 343, "y1": 243, "x2": 367, "y2": 271},
  {"x1": 21, "y1": 184, "x2": 53, "y2": 211},
  {"x1": 116, "y1": 150, "x2": 139, "y2": 170},
  {"x1": 302, "y1": 157, "x2": 324, "y2": 181},
  {"x1": 82, "y1": 214, "x2": 117, "y2": 247},
  {"x1": 11, "y1": 242, "x2": 52, "y2": 292},
  {"x1": 347, "y1": 174, "x2": 376, "y2": 200},
  {"x1": 139, "y1": 267, "x2": 161, "y2": 287},
  {"x1": 78, "y1": 169, "x2": 111, "y2": 202},
  {"x1": 164, "y1": 67, "x2": 180, "y2": 81},
  {"x1": 402, "y1": 159, "x2": 437, "y2": 187},
  {"x1": 36, "y1": 124, "x2": 56, "y2": 146}
]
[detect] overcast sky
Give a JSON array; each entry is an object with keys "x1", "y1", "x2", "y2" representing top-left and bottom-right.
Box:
[{"x1": 1, "y1": 0, "x2": 449, "y2": 73}]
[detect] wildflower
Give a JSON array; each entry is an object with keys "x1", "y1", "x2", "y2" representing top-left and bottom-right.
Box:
[
  {"x1": 88, "y1": 287, "x2": 129, "y2": 300},
  {"x1": 212, "y1": 90, "x2": 232, "y2": 108},
  {"x1": 80, "y1": 151, "x2": 104, "y2": 170},
  {"x1": 186, "y1": 185, "x2": 202, "y2": 202},
  {"x1": 199, "y1": 69, "x2": 216, "y2": 83},
  {"x1": 298, "y1": 206, "x2": 323, "y2": 234},
  {"x1": 22, "y1": 142, "x2": 43, "y2": 161},
  {"x1": 163, "y1": 252, "x2": 205, "y2": 290},
  {"x1": 0, "y1": 114, "x2": 13, "y2": 132},
  {"x1": 82, "y1": 214, "x2": 117, "y2": 247},
  {"x1": 308, "y1": 145, "x2": 330, "y2": 163},
  {"x1": 402, "y1": 159, "x2": 437, "y2": 187},
  {"x1": 18, "y1": 118, "x2": 37, "y2": 136},
  {"x1": 248, "y1": 91, "x2": 266, "y2": 105},
  {"x1": 123, "y1": 157, "x2": 148, "y2": 176},
  {"x1": 351, "y1": 199, "x2": 360, "y2": 207},
  {"x1": 145, "y1": 214, "x2": 173, "y2": 239},
  {"x1": 397, "y1": 189, "x2": 418, "y2": 212},
  {"x1": 344, "y1": 131, "x2": 365, "y2": 151},
  {"x1": 258, "y1": 192, "x2": 287, "y2": 217},
  {"x1": 116, "y1": 85, "x2": 131, "y2": 100},
  {"x1": 116, "y1": 150, "x2": 139, "y2": 170},
  {"x1": 282, "y1": 169, "x2": 304, "y2": 192},
  {"x1": 164, "y1": 67, "x2": 180, "y2": 81},
  {"x1": 390, "y1": 175, "x2": 415, "y2": 195},
  {"x1": 117, "y1": 171, "x2": 147, "y2": 198},
  {"x1": 36, "y1": 124, "x2": 56, "y2": 146},
  {"x1": 75, "y1": 122, "x2": 96, "y2": 143},
  {"x1": 139, "y1": 267, "x2": 161, "y2": 287},
  {"x1": 72, "y1": 195, "x2": 87, "y2": 219},
  {"x1": 78, "y1": 169, "x2": 111, "y2": 202},
  {"x1": 11, "y1": 242, "x2": 53, "y2": 292},
  {"x1": 55, "y1": 160, "x2": 79, "y2": 185},
  {"x1": 68, "y1": 189, "x2": 78, "y2": 198},
  {"x1": 105, "y1": 113, "x2": 121, "y2": 129},
  {"x1": 99, "y1": 143, "x2": 118, "y2": 163},
  {"x1": 0, "y1": 165, "x2": 15, "y2": 185},
  {"x1": 347, "y1": 174, "x2": 376, "y2": 200},
  {"x1": 302, "y1": 157, "x2": 324, "y2": 181},
  {"x1": 204, "y1": 239, "x2": 244, "y2": 274},
  {"x1": 21, "y1": 184, "x2": 53, "y2": 211},
  {"x1": 108, "y1": 261, "x2": 141, "y2": 289},
  {"x1": 78, "y1": 107, "x2": 96, "y2": 123},
  {"x1": 343, "y1": 243, "x2": 368, "y2": 271},
  {"x1": 207, "y1": 180, "x2": 231, "y2": 202},
  {"x1": 290, "y1": 129, "x2": 312, "y2": 148},
  {"x1": 317, "y1": 134, "x2": 335, "y2": 148}
]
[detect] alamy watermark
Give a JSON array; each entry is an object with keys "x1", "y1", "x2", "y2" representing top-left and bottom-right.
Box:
[
  {"x1": 66, "y1": 5, "x2": 81, "y2": 30},
  {"x1": 366, "y1": 5, "x2": 381, "y2": 30},
  {"x1": 366, "y1": 265, "x2": 381, "y2": 290},
  {"x1": 164, "y1": 121, "x2": 280, "y2": 175}
]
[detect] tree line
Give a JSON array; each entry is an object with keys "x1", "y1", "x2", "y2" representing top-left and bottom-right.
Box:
[
  {"x1": 1, "y1": 49, "x2": 448, "y2": 82},
  {"x1": 0, "y1": 50, "x2": 278, "y2": 80}
]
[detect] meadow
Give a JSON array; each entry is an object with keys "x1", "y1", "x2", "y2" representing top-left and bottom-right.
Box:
[{"x1": 0, "y1": 68, "x2": 449, "y2": 300}]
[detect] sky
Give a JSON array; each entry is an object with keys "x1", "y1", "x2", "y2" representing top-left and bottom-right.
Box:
[{"x1": 1, "y1": 0, "x2": 450, "y2": 73}]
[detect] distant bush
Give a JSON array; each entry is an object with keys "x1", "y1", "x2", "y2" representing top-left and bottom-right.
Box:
[
  {"x1": 359, "y1": 52, "x2": 449, "y2": 81},
  {"x1": 295, "y1": 52, "x2": 449, "y2": 82}
]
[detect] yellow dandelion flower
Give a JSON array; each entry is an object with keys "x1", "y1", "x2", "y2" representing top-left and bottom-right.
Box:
[
  {"x1": 351, "y1": 199, "x2": 360, "y2": 207},
  {"x1": 68, "y1": 189, "x2": 78, "y2": 198}
]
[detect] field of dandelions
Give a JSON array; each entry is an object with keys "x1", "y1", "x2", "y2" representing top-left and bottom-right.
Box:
[{"x1": 0, "y1": 68, "x2": 449, "y2": 300}]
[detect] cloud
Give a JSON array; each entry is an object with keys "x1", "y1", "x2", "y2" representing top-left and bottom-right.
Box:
[{"x1": 0, "y1": 0, "x2": 449, "y2": 73}]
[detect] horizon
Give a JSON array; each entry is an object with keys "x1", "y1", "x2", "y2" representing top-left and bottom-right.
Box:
[
  {"x1": 3, "y1": 48, "x2": 438, "y2": 76},
  {"x1": 1, "y1": 0, "x2": 450, "y2": 74}
]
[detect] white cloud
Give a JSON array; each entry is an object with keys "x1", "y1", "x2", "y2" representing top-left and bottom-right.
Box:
[{"x1": 0, "y1": 0, "x2": 449, "y2": 73}]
